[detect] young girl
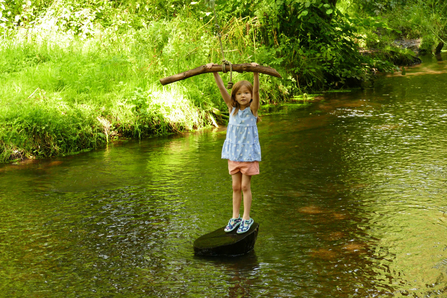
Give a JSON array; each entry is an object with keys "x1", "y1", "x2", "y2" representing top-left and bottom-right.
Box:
[{"x1": 206, "y1": 62, "x2": 261, "y2": 234}]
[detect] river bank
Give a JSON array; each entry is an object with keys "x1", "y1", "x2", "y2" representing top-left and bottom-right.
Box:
[
  {"x1": 0, "y1": 32, "x2": 422, "y2": 164},
  {"x1": 0, "y1": 17, "x2": 430, "y2": 163}
]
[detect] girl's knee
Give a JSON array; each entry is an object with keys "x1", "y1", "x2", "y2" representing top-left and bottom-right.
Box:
[
  {"x1": 232, "y1": 183, "x2": 242, "y2": 192},
  {"x1": 241, "y1": 183, "x2": 251, "y2": 193}
]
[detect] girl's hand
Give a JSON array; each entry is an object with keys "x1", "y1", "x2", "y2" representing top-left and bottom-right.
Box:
[
  {"x1": 251, "y1": 62, "x2": 259, "y2": 67},
  {"x1": 206, "y1": 63, "x2": 215, "y2": 69}
]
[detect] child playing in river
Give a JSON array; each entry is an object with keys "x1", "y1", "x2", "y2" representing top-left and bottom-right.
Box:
[{"x1": 206, "y1": 62, "x2": 261, "y2": 234}]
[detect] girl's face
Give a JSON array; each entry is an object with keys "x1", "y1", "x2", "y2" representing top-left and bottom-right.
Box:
[{"x1": 234, "y1": 86, "x2": 252, "y2": 109}]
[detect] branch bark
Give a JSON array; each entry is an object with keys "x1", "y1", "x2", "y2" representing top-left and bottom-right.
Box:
[{"x1": 159, "y1": 63, "x2": 282, "y2": 85}]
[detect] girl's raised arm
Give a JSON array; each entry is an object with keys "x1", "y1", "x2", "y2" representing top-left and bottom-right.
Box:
[
  {"x1": 251, "y1": 63, "x2": 260, "y2": 116},
  {"x1": 206, "y1": 63, "x2": 232, "y2": 110}
]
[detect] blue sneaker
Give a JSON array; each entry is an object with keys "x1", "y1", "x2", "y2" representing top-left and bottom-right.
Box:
[
  {"x1": 237, "y1": 218, "x2": 254, "y2": 234},
  {"x1": 224, "y1": 217, "x2": 242, "y2": 232}
]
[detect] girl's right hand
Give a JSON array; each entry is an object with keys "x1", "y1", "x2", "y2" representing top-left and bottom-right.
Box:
[{"x1": 206, "y1": 63, "x2": 215, "y2": 69}]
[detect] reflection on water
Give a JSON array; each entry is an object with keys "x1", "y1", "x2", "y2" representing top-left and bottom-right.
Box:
[{"x1": 1, "y1": 55, "x2": 447, "y2": 297}]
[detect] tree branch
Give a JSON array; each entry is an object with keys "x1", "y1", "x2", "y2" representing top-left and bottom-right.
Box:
[{"x1": 159, "y1": 63, "x2": 282, "y2": 85}]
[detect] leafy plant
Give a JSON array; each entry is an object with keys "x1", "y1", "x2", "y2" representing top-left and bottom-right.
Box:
[{"x1": 253, "y1": 0, "x2": 372, "y2": 92}]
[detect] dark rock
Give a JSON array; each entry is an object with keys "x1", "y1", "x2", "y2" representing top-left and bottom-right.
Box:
[{"x1": 194, "y1": 222, "x2": 259, "y2": 257}]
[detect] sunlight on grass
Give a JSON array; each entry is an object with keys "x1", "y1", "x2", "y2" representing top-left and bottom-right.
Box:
[{"x1": 152, "y1": 86, "x2": 206, "y2": 131}]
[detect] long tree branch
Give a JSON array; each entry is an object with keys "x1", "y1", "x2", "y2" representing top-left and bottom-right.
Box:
[{"x1": 159, "y1": 63, "x2": 282, "y2": 85}]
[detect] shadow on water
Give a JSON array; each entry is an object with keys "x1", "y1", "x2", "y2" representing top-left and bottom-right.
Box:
[{"x1": 1, "y1": 53, "x2": 447, "y2": 297}]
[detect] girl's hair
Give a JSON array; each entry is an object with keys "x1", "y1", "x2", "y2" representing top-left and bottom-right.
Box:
[
  {"x1": 230, "y1": 80, "x2": 259, "y2": 120},
  {"x1": 230, "y1": 80, "x2": 260, "y2": 122}
]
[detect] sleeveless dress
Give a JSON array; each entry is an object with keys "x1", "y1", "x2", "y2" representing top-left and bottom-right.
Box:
[{"x1": 221, "y1": 107, "x2": 261, "y2": 162}]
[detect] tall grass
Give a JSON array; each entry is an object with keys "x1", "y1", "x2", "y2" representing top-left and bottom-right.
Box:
[{"x1": 0, "y1": 20, "x2": 187, "y2": 161}]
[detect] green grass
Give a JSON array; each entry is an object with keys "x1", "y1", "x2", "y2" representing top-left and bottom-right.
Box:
[{"x1": 0, "y1": 19, "x2": 209, "y2": 161}]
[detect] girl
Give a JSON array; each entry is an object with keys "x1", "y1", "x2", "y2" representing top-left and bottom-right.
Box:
[{"x1": 206, "y1": 62, "x2": 261, "y2": 234}]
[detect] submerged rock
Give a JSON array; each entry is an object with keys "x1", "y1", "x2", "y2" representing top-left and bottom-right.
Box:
[{"x1": 194, "y1": 222, "x2": 259, "y2": 257}]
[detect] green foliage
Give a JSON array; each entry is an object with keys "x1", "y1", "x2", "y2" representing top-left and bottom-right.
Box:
[
  {"x1": 413, "y1": 0, "x2": 447, "y2": 52},
  {"x1": 419, "y1": 34, "x2": 437, "y2": 54},
  {"x1": 351, "y1": 0, "x2": 447, "y2": 54},
  {"x1": 0, "y1": 99, "x2": 104, "y2": 160},
  {"x1": 0, "y1": 0, "x2": 198, "y2": 36},
  {"x1": 353, "y1": 0, "x2": 407, "y2": 15},
  {"x1": 253, "y1": 0, "x2": 373, "y2": 92}
]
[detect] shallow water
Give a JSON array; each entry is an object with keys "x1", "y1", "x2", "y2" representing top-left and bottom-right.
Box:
[{"x1": 1, "y1": 55, "x2": 447, "y2": 297}]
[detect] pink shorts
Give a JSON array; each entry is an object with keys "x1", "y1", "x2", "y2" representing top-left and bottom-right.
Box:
[{"x1": 228, "y1": 160, "x2": 260, "y2": 176}]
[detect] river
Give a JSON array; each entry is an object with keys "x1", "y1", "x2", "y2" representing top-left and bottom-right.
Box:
[{"x1": 1, "y1": 54, "x2": 446, "y2": 297}]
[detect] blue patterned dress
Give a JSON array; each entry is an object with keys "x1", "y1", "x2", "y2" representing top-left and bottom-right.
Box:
[{"x1": 221, "y1": 107, "x2": 261, "y2": 162}]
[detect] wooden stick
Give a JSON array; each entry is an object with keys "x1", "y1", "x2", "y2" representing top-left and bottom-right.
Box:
[{"x1": 159, "y1": 63, "x2": 282, "y2": 85}]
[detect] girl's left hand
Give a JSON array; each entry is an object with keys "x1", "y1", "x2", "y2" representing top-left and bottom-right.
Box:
[{"x1": 251, "y1": 62, "x2": 259, "y2": 67}]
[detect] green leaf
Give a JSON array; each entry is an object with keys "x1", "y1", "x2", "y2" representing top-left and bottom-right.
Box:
[
  {"x1": 326, "y1": 9, "x2": 333, "y2": 14},
  {"x1": 298, "y1": 10, "x2": 308, "y2": 18}
]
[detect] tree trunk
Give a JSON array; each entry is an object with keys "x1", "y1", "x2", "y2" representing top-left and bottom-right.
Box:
[{"x1": 435, "y1": 41, "x2": 444, "y2": 55}]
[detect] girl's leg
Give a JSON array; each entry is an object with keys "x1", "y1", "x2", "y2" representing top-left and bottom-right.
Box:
[
  {"x1": 241, "y1": 174, "x2": 252, "y2": 220},
  {"x1": 231, "y1": 172, "x2": 243, "y2": 218}
]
